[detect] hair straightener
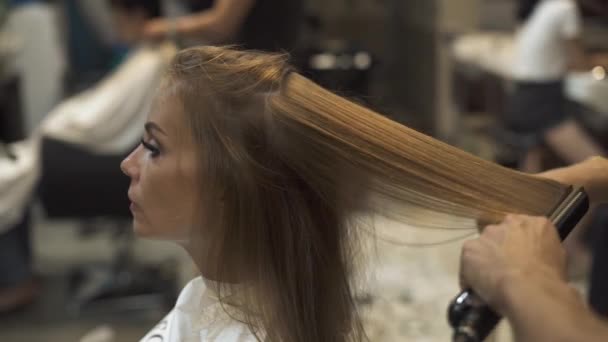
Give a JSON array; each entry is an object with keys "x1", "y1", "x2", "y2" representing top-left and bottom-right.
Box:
[{"x1": 447, "y1": 186, "x2": 589, "y2": 342}]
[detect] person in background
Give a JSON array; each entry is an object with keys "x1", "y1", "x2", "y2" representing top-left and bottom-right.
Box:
[
  {"x1": 508, "y1": 0, "x2": 608, "y2": 173},
  {"x1": 0, "y1": 0, "x2": 63, "y2": 314},
  {"x1": 0, "y1": 0, "x2": 163, "y2": 315},
  {"x1": 140, "y1": 0, "x2": 304, "y2": 52},
  {"x1": 508, "y1": 0, "x2": 608, "y2": 275},
  {"x1": 109, "y1": 0, "x2": 163, "y2": 46}
]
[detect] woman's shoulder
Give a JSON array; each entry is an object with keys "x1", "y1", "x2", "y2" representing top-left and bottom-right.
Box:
[
  {"x1": 140, "y1": 314, "x2": 258, "y2": 342},
  {"x1": 175, "y1": 276, "x2": 206, "y2": 305},
  {"x1": 140, "y1": 277, "x2": 259, "y2": 341}
]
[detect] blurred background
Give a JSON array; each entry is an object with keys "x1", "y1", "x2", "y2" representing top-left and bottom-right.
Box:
[{"x1": 0, "y1": 0, "x2": 606, "y2": 341}]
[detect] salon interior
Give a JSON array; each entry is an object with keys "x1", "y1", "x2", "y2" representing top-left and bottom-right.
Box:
[{"x1": 0, "y1": 0, "x2": 607, "y2": 341}]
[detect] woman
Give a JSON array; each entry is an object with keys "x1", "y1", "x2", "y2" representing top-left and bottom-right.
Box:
[
  {"x1": 509, "y1": 0, "x2": 608, "y2": 283},
  {"x1": 122, "y1": 46, "x2": 578, "y2": 341},
  {"x1": 508, "y1": 0, "x2": 608, "y2": 172}
]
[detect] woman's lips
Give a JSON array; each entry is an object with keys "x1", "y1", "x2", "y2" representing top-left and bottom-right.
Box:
[
  {"x1": 129, "y1": 200, "x2": 142, "y2": 212},
  {"x1": 128, "y1": 192, "x2": 141, "y2": 213}
]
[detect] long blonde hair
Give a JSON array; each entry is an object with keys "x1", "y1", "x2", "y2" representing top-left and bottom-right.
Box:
[{"x1": 163, "y1": 46, "x2": 568, "y2": 342}]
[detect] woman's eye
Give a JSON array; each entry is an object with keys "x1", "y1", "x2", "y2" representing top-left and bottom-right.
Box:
[{"x1": 140, "y1": 139, "x2": 160, "y2": 158}]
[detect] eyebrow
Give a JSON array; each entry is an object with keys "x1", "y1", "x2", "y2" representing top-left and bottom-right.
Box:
[{"x1": 144, "y1": 122, "x2": 167, "y2": 136}]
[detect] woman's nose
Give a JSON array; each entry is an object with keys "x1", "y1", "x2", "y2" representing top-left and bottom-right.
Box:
[{"x1": 120, "y1": 147, "x2": 139, "y2": 179}]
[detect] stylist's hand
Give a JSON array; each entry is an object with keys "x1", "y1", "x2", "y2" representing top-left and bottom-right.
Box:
[
  {"x1": 142, "y1": 18, "x2": 171, "y2": 40},
  {"x1": 539, "y1": 156, "x2": 608, "y2": 206},
  {"x1": 460, "y1": 214, "x2": 567, "y2": 313}
]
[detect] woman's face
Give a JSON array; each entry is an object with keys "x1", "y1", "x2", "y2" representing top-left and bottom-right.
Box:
[{"x1": 120, "y1": 95, "x2": 200, "y2": 242}]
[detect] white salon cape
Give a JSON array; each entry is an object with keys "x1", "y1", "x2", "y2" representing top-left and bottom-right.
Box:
[{"x1": 140, "y1": 277, "x2": 257, "y2": 342}]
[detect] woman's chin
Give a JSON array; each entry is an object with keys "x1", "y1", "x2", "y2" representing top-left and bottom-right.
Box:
[
  {"x1": 132, "y1": 220, "x2": 175, "y2": 241},
  {"x1": 131, "y1": 218, "x2": 189, "y2": 243},
  {"x1": 132, "y1": 220, "x2": 153, "y2": 238}
]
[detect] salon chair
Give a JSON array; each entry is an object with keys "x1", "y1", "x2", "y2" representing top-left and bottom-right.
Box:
[
  {"x1": 0, "y1": 73, "x2": 36, "y2": 305},
  {"x1": 0, "y1": 75, "x2": 23, "y2": 143},
  {"x1": 39, "y1": 137, "x2": 177, "y2": 315},
  {"x1": 0, "y1": 72, "x2": 30, "y2": 261}
]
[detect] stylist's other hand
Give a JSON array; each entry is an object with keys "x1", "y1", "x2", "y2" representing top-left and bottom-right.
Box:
[
  {"x1": 539, "y1": 156, "x2": 608, "y2": 206},
  {"x1": 460, "y1": 214, "x2": 567, "y2": 313},
  {"x1": 142, "y1": 18, "x2": 170, "y2": 40}
]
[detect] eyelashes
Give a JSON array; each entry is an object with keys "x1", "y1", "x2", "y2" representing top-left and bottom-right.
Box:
[{"x1": 140, "y1": 138, "x2": 161, "y2": 158}]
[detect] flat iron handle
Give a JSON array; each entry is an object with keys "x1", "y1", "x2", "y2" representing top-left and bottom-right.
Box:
[{"x1": 447, "y1": 187, "x2": 589, "y2": 342}]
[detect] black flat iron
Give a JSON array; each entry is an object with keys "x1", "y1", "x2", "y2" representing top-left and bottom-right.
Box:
[{"x1": 447, "y1": 186, "x2": 589, "y2": 342}]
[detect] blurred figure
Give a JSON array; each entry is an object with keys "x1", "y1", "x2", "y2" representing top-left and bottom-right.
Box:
[
  {"x1": 140, "y1": 0, "x2": 304, "y2": 51},
  {"x1": 0, "y1": 0, "x2": 168, "y2": 315},
  {"x1": 508, "y1": 0, "x2": 608, "y2": 173},
  {"x1": 0, "y1": 0, "x2": 62, "y2": 313},
  {"x1": 508, "y1": 0, "x2": 608, "y2": 291},
  {"x1": 109, "y1": 0, "x2": 163, "y2": 46}
]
